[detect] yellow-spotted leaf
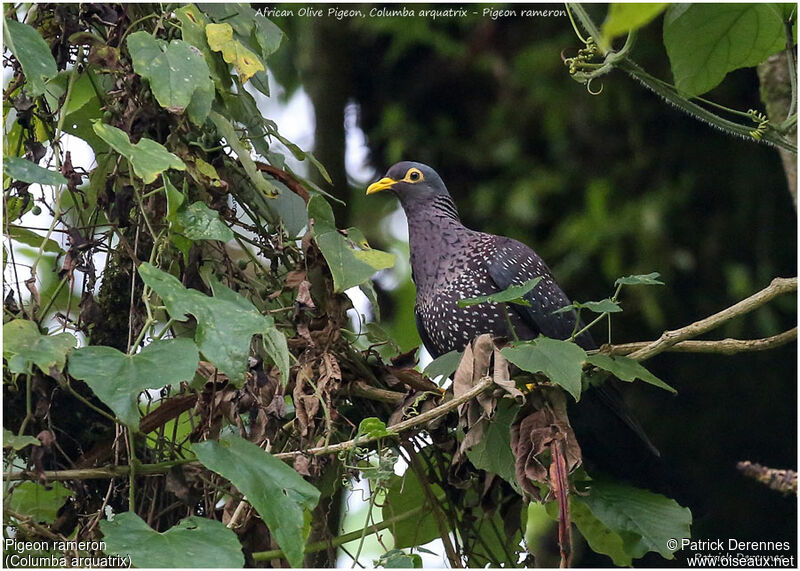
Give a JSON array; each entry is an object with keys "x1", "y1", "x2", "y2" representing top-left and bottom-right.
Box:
[{"x1": 206, "y1": 23, "x2": 264, "y2": 83}]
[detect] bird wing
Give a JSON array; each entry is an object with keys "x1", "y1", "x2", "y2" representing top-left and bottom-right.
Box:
[
  {"x1": 487, "y1": 236, "x2": 660, "y2": 458},
  {"x1": 487, "y1": 237, "x2": 587, "y2": 346}
]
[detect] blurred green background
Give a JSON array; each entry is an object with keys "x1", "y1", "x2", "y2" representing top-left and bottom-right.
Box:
[{"x1": 264, "y1": 3, "x2": 796, "y2": 565}]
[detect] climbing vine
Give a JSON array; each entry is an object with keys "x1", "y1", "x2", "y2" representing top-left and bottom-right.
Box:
[{"x1": 3, "y1": 3, "x2": 796, "y2": 569}]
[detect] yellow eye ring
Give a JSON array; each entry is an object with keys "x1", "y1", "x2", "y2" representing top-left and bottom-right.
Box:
[{"x1": 403, "y1": 168, "x2": 424, "y2": 183}]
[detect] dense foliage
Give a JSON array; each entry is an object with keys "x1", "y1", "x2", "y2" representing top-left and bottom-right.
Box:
[{"x1": 3, "y1": 3, "x2": 796, "y2": 568}]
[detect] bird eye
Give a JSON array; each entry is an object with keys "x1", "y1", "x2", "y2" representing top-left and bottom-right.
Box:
[{"x1": 407, "y1": 169, "x2": 422, "y2": 182}]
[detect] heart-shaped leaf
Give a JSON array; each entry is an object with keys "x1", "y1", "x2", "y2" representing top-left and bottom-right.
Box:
[
  {"x1": 68, "y1": 338, "x2": 199, "y2": 428},
  {"x1": 101, "y1": 512, "x2": 244, "y2": 568},
  {"x1": 192, "y1": 434, "x2": 320, "y2": 568}
]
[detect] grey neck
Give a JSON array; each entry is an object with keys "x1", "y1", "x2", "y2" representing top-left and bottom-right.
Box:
[{"x1": 401, "y1": 195, "x2": 471, "y2": 292}]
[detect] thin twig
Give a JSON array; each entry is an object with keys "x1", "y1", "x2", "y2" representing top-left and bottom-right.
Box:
[
  {"x1": 251, "y1": 500, "x2": 432, "y2": 562},
  {"x1": 273, "y1": 375, "x2": 496, "y2": 460},
  {"x1": 402, "y1": 443, "x2": 462, "y2": 568},
  {"x1": 6, "y1": 510, "x2": 67, "y2": 542}
]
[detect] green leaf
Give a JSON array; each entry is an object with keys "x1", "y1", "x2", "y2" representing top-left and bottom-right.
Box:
[
  {"x1": 3, "y1": 19, "x2": 58, "y2": 96},
  {"x1": 468, "y1": 505, "x2": 523, "y2": 566},
  {"x1": 576, "y1": 298, "x2": 623, "y2": 314},
  {"x1": 576, "y1": 479, "x2": 692, "y2": 560},
  {"x1": 382, "y1": 469, "x2": 448, "y2": 549},
  {"x1": 165, "y1": 174, "x2": 186, "y2": 218},
  {"x1": 9, "y1": 481, "x2": 72, "y2": 524},
  {"x1": 127, "y1": 32, "x2": 213, "y2": 116},
  {"x1": 465, "y1": 399, "x2": 522, "y2": 493},
  {"x1": 775, "y1": 3, "x2": 797, "y2": 22},
  {"x1": 3, "y1": 156, "x2": 67, "y2": 186},
  {"x1": 376, "y1": 549, "x2": 423, "y2": 568},
  {"x1": 68, "y1": 339, "x2": 199, "y2": 428},
  {"x1": 206, "y1": 23, "x2": 265, "y2": 83},
  {"x1": 3, "y1": 428, "x2": 41, "y2": 451},
  {"x1": 305, "y1": 151, "x2": 333, "y2": 184},
  {"x1": 7, "y1": 226, "x2": 64, "y2": 254},
  {"x1": 501, "y1": 337, "x2": 587, "y2": 401},
  {"x1": 570, "y1": 498, "x2": 632, "y2": 566},
  {"x1": 138, "y1": 263, "x2": 273, "y2": 384},
  {"x1": 163, "y1": 176, "x2": 192, "y2": 260},
  {"x1": 664, "y1": 4, "x2": 786, "y2": 96},
  {"x1": 359, "y1": 280, "x2": 381, "y2": 321},
  {"x1": 192, "y1": 434, "x2": 320, "y2": 568},
  {"x1": 554, "y1": 298, "x2": 622, "y2": 315},
  {"x1": 358, "y1": 417, "x2": 397, "y2": 439},
  {"x1": 458, "y1": 277, "x2": 542, "y2": 308},
  {"x1": 262, "y1": 327, "x2": 290, "y2": 386},
  {"x1": 308, "y1": 196, "x2": 395, "y2": 292},
  {"x1": 101, "y1": 512, "x2": 244, "y2": 568},
  {"x1": 254, "y1": 14, "x2": 285, "y2": 57},
  {"x1": 61, "y1": 74, "x2": 107, "y2": 151},
  {"x1": 6, "y1": 196, "x2": 34, "y2": 221},
  {"x1": 602, "y1": 3, "x2": 668, "y2": 42},
  {"x1": 186, "y1": 79, "x2": 214, "y2": 126},
  {"x1": 175, "y1": 5, "x2": 231, "y2": 89},
  {"x1": 3, "y1": 319, "x2": 76, "y2": 375},
  {"x1": 268, "y1": 180, "x2": 309, "y2": 238},
  {"x1": 176, "y1": 202, "x2": 234, "y2": 242},
  {"x1": 92, "y1": 122, "x2": 185, "y2": 184},
  {"x1": 200, "y1": 4, "x2": 257, "y2": 39},
  {"x1": 422, "y1": 350, "x2": 462, "y2": 384},
  {"x1": 586, "y1": 354, "x2": 676, "y2": 394},
  {"x1": 614, "y1": 272, "x2": 664, "y2": 287},
  {"x1": 208, "y1": 111, "x2": 277, "y2": 197}
]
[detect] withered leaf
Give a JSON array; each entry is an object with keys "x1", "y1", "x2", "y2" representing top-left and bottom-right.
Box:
[{"x1": 510, "y1": 389, "x2": 582, "y2": 501}]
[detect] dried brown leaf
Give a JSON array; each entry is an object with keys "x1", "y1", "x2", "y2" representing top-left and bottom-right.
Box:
[
  {"x1": 285, "y1": 270, "x2": 307, "y2": 289},
  {"x1": 292, "y1": 363, "x2": 318, "y2": 437},
  {"x1": 293, "y1": 455, "x2": 311, "y2": 476},
  {"x1": 296, "y1": 279, "x2": 315, "y2": 308},
  {"x1": 510, "y1": 389, "x2": 582, "y2": 501}
]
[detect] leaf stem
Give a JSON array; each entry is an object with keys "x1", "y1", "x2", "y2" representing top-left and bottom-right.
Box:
[
  {"x1": 566, "y1": 5, "x2": 798, "y2": 154},
  {"x1": 64, "y1": 380, "x2": 118, "y2": 424},
  {"x1": 128, "y1": 428, "x2": 136, "y2": 512},
  {"x1": 564, "y1": 2, "x2": 588, "y2": 45},
  {"x1": 502, "y1": 304, "x2": 519, "y2": 342},
  {"x1": 567, "y1": 3, "x2": 607, "y2": 54},
  {"x1": 351, "y1": 485, "x2": 379, "y2": 568}
]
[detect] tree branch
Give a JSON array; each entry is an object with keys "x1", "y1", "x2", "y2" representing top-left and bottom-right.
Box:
[
  {"x1": 603, "y1": 327, "x2": 796, "y2": 356},
  {"x1": 627, "y1": 277, "x2": 797, "y2": 362},
  {"x1": 737, "y1": 461, "x2": 797, "y2": 495},
  {"x1": 273, "y1": 375, "x2": 494, "y2": 460},
  {"x1": 3, "y1": 376, "x2": 496, "y2": 482}
]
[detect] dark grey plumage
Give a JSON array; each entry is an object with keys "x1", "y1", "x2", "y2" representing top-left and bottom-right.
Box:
[
  {"x1": 367, "y1": 161, "x2": 665, "y2": 488},
  {"x1": 370, "y1": 161, "x2": 590, "y2": 358}
]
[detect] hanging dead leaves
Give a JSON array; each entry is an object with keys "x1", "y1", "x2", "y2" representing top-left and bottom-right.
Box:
[{"x1": 450, "y1": 333, "x2": 583, "y2": 565}]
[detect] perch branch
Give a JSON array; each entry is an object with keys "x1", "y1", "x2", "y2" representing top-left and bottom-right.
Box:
[
  {"x1": 273, "y1": 375, "x2": 494, "y2": 460},
  {"x1": 3, "y1": 376, "x2": 496, "y2": 482},
  {"x1": 627, "y1": 277, "x2": 796, "y2": 362},
  {"x1": 604, "y1": 328, "x2": 796, "y2": 356},
  {"x1": 737, "y1": 461, "x2": 797, "y2": 495}
]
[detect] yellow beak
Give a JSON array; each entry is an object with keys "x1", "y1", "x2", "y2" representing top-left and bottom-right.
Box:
[{"x1": 366, "y1": 177, "x2": 397, "y2": 195}]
